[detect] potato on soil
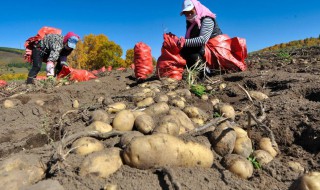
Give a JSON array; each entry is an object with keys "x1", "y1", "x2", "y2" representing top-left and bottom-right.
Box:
[
  {"x1": 170, "y1": 97, "x2": 186, "y2": 109},
  {"x1": 259, "y1": 137, "x2": 278, "y2": 157},
  {"x1": 153, "y1": 115, "x2": 180, "y2": 136},
  {"x1": 120, "y1": 131, "x2": 144, "y2": 148},
  {"x1": 122, "y1": 133, "x2": 214, "y2": 169},
  {"x1": 134, "y1": 114, "x2": 155, "y2": 134},
  {"x1": 222, "y1": 154, "x2": 253, "y2": 179},
  {"x1": 249, "y1": 91, "x2": 269, "y2": 101},
  {"x1": 209, "y1": 124, "x2": 236, "y2": 156},
  {"x1": 0, "y1": 154, "x2": 46, "y2": 184},
  {"x1": 183, "y1": 106, "x2": 209, "y2": 123},
  {"x1": 214, "y1": 103, "x2": 236, "y2": 120},
  {"x1": 106, "y1": 102, "x2": 126, "y2": 114},
  {"x1": 79, "y1": 148, "x2": 123, "y2": 178},
  {"x1": 0, "y1": 170, "x2": 30, "y2": 190},
  {"x1": 144, "y1": 102, "x2": 170, "y2": 116},
  {"x1": 154, "y1": 94, "x2": 169, "y2": 103},
  {"x1": 136, "y1": 97, "x2": 154, "y2": 107},
  {"x1": 91, "y1": 110, "x2": 110, "y2": 123},
  {"x1": 233, "y1": 137, "x2": 253, "y2": 158},
  {"x1": 87, "y1": 121, "x2": 113, "y2": 133},
  {"x1": 169, "y1": 109, "x2": 195, "y2": 132},
  {"x1": 72, "y1": 137, "x2": 104, "y2": 156},
  {"x1": 175, "y1": 89, "x2": 192, "y2": 97},
  {"x1": 232, "y1": 126, "x2": 248, "y2": 139},
  {"x1": 252, "y1": 150, "x2": 273, "y2": 166},
  {"x1": 112, "y1": 110, "x2": 135, "y2": 131},
  {"x1": 290, "y1": 172, "x2": 320, "y2": 190}
]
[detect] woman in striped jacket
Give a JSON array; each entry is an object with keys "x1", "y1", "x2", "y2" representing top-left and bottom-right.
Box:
[
  {"x1": 178, "y1": 0, "x2": 222, "y2": 70},
  {"x1": 178, "y1": 0, "x2": 247, "y2": 74}
]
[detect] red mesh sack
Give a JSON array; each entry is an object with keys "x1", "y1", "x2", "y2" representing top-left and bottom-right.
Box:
[
  {"x1": 0, "y1": 80, "x2": 7, "y2": 88},
  {"x1": 69, "y1": 69, "x2": 97, "y2": 82},
  {"x1": 134, "y1": 42, "x2": 153, "y2": 80},
  {"x1": 91, "y1": 66, "x2": 106, "y2": 75},
  {"x1": 57, "y1": 66, "x2": 97, "y2": 82},
  {"x1": 24, "y1": 26, "x2": 62, "y2": 63},
  {"x1": 156, "y1": 33, "x2": 186, "y2": 80},
  {"x1": 204, "y1": 34, "x2": 247, "y2": 71}
]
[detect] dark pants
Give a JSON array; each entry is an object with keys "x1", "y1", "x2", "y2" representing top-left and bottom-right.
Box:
[
  {"x1": 26, "y1": 47, "x2": 43, "y2": 84},
  {"x1": 180, "y1": 46, "x2": 205, "y2": 68}
]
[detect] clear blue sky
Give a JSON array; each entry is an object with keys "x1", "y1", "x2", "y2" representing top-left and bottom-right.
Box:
[{"x1": 0, "y1": 0, "x2": 319, "y2": 59}]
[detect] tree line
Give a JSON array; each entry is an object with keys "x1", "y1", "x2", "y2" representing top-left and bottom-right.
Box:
[{"x1": 260, "y1": 36, "x2": 320, "y2": 52}]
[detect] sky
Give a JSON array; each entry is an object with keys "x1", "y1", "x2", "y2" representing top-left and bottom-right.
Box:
[{"x1": 0, "y1": 0, "x2": 319, "y2": 59}]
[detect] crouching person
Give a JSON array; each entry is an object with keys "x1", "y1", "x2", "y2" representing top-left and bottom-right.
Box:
[{"x1": 26, "y1": 32, "x2": 80, "y2": 84}]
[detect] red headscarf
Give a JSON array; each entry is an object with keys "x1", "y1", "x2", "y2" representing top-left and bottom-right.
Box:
[{"x1": 63, "y1": 32, "x2": 80, "y2": 44}]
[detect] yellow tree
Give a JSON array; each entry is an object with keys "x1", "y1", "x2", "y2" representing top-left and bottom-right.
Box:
[
  {"x1": 68, "y1": 34, "x2": 125, "y2": 70},
  {"x1": 125, "y1": 49, "x2": 134, "y2": 67},
  {"x1": 67, "y1": 40, "x2": 87, "y2": 69}
]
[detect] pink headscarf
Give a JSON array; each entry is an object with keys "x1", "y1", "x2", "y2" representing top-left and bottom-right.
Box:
[
  {"x1": 63, "y1": 32, "x2": 80, "y2": 43},
  {"x1": 185, "y1": 0, "x2": 216, "y2": 38}
]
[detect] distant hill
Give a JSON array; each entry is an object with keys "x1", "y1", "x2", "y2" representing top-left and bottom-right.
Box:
[
  {"x1": 258, "y1": 36, "x2": 320, "y2": 52},
  {"x1": 0, "y1": 47, "x2": 25, "y2": 65}
]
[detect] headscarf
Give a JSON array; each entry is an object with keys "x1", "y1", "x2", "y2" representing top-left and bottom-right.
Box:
[
  {"x1": 185, "y1": 0, "x2": 216, "y2": 38},
  {"x1": 63, "y1": 32, "x2": 80, "y2": 44}
]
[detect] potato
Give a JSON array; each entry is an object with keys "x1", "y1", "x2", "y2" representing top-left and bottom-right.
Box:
[
  {"x1": 233, "y1": 137, "x2": 253, "y2": 158},
  {"x1": 136, "y1": 97, "x2": 154, "y2": 107},
  {"x1": 259, "y1": 137, "x2": 278, "y2": 157},
  {"x1": 123, "y1": 133, "x2": 214, "y2": 169},
  {"x1": 252, "y1": 150, "x2": 273, "y2": 166},
  {"x1": 134, "y1": 114, "x2": 155, "y2": 134},
  {"x1": 79, "y1": 148, "x2": 123, "y2": 178},
  {"x1": 132, "y1": 92, "x2": 147, "y2": 103},
  {"x1": 91, "y1": 110, "x2": 110, "y2": 123},
  {"x1": 72, "y1": 137, "x2": 104, "y2": 156},
  {"x1": 170, "y1": 98, "x2": 186, "y2": 109},
  {"x1": 106, "y1": 102, "x2": 126, "y2": 114},
  {"x1": 209, "y1": 124, "x2": 236, "y2": 156},
  {"x1": 232, "y1": 126, "x2": 248, "y2": 139},
  {"x1": 166, "y1": 91, "x2": 178, "y2": 99},
  {"x1": 154, "y1": 94, "x2": 169, "y2": 103},
  {"x1": 112, "y1": 110, "x2": 135, "y2": 131},
  {"x1": 87, "y1": 121, "x2": 113, "y2": 133},
  {"x1": 201, "y1": 94, "x2": 209, "y2": 101},
  {"x1": 144, "y1": 102, "x2": 170, "y2": 116},
  {"x1": 191, "y1": 118, "x2": 205, "y2": 126},
  {"x1": 0, "y1": 154, "x2": 46, "y2": 184},
  {"x1": 169, "y1": 109, "x2": 195, "y2": 132},
  {"x1": 183, "y1": 106, "x2": 209, "y2": 121},
  {"x1": 175, "y1": 89, "x2": 192, "y2": 97},
  {"x1": 288, "y1": 161, "x2": 304, "y2": 173},
  {"x1": 210, "y1": 98, "x2": 220, "y2": 107},
  {"x1": 104, "y1": 184, "x2": 118, "y2": 190},
  {"x1": 153, "y1": 115, "x2": 180, "y2": 136},
  {"x1": 119, "y1": 131, "x2": 144, "y2": 148},
  {"x1": 290, "y1": 172, "x2": 320, "y2": 190},
  {"x1": 0, "y1": 170, "x2": 30, "y2": 190},
  {"x1": 214, "y1": 103, "x2": 236, "y2": 120},
  {"x1": 249, "y1": 91, "x2": 269, "y2": 101},
  {"x1": 222, "y1": 154, "x2": 253, "y2": 179},
  {"x1": 3, "y1": 100, "x2": 15, "y2": 108},
  {"x1": 72, "y1": 99, "x2": 79, "y2": 108}
]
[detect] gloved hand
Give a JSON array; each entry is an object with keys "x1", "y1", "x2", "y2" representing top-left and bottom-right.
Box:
[
  {"x1": 177, "y1": 37, "x2": 186, "y2": 49},
  {"x1": 46, "y1": 61, "x2": 55, "y2": 76}
]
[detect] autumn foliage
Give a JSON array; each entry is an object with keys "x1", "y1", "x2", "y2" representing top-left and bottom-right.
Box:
[
  {"x1": 68, "y1": 34, "x2": 129, "y2": 70},
  {"x1": 260, "y1": 37, "x2": 320, "y2": 52}
]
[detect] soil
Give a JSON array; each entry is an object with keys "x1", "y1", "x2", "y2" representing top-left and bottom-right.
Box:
[{"x1": 0, "y1": 46, "x2": 319, "y2": 190}]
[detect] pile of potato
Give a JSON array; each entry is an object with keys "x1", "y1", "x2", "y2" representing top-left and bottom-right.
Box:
[
  {"x1": 65, "y1": 79, "x2": 284, "y2": 180},
  {"x1": 0, "y1": 78, "x2": 285, "y2": 188}
]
